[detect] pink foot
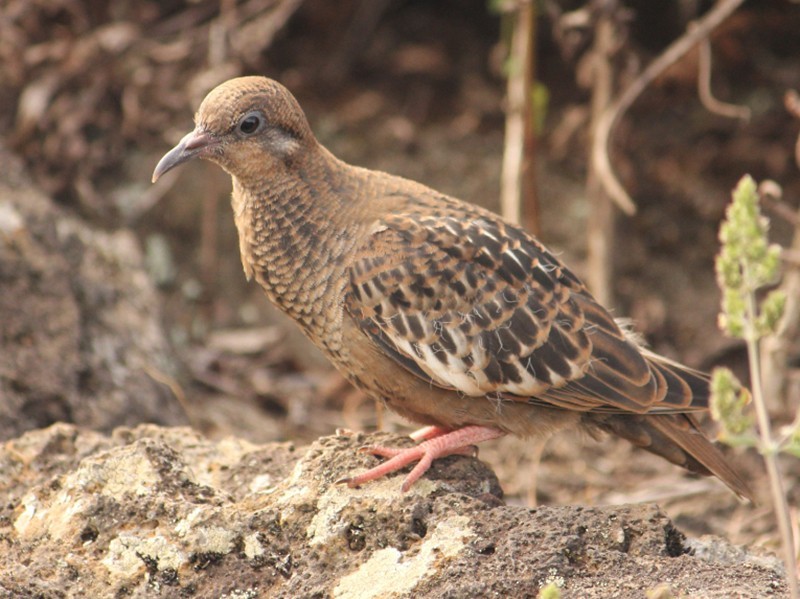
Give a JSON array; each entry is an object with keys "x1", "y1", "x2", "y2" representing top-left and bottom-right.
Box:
[{"x1": 338, "y1": 425, "x2": 505, "y2": 492}]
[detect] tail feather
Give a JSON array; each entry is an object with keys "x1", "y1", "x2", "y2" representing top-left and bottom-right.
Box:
[{"x1": 590, "y1": 412, "x2": 754, "y2": 501}]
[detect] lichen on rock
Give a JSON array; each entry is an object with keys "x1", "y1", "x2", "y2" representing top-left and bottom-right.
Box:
[{"x1": 0, "y1": 424, "x2": 787, "y2": 598}]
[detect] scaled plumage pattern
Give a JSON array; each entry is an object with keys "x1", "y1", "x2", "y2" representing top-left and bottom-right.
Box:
[{"x1": 153, "y1": 76, "x2": 751, "y2": 499}]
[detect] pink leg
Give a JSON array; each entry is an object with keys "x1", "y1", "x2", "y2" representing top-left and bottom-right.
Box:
[
  {"x1": 338, "y1": 425, "x2": 505, "y2": 492},
  {"x1": 408, "y1": 425, "x2": 451, "y2": 442}
]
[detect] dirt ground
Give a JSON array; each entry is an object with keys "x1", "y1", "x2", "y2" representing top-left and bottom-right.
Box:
[{"x1": 3, "y1": 0, "x2": 800, "y2": 566}]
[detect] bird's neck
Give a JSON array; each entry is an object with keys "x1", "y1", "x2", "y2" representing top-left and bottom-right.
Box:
[{"x1": 230, "y1": 145, "x2": 366, "y2": 351}]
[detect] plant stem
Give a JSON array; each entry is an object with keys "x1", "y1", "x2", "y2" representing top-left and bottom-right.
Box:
[
  {"x1": 745, "y1": 290, "x2": 799, "y2": 598},
  {"x1": 586, "y1": 0, "x2": 617, "y2": 308},
  {"x1": 500, "y1": 0, "x2": 536, "y2": 229}
]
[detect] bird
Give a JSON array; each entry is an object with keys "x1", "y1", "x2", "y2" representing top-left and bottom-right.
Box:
[{"x1": 152, "y1": 76, "x2": 752, "y2": 500}]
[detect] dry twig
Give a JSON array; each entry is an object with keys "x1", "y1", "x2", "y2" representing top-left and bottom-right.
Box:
[
  {"x1": 500, "y1": 0, "x2": 538, "y2": 230},
  {"x1": 585, "y1": 0, "x2": 621, "y2": 306},
  {"x1": 697, "y1": 35, "x2": 750, "y2": 121},
  {"x1": 760, "y1": 182, "x2": 800, "y2": 412},
  {"x1": 591, "y1": 0, "x2": 748, "y2": 215},
  {"x1": 786, "y1": 90, "x2": 800, "y2": 170}
]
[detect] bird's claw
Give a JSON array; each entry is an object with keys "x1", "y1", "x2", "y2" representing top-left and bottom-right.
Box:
[{"x1": 338, "y1": 427, "x2": 504, "y2": 491}]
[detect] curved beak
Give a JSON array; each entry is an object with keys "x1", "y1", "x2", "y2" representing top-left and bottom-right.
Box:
[{"x1": 151, "y1": 129, "x2": 217, "y2": 183}]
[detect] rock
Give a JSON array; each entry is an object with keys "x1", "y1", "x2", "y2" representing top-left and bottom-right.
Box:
[
  {"x1": 0, "y1": 145, "x2": 186, "y2": 439},
  {"x1": 0, "y1": 424, "x2": 787, "y2": 598}
]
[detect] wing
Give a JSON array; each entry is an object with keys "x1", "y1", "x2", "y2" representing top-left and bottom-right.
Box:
[{"x1": 345, "y1": 211, "x2": 706, "y2": 415}]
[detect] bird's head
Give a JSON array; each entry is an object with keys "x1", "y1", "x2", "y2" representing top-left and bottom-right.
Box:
[{"x1": 152, "y1": 76, "x2": 314, "y2": 184}]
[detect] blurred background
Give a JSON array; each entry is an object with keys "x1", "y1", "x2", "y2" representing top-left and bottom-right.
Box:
[{"x1": 1, "y1": 0, "x2": 799, "y2": 553}]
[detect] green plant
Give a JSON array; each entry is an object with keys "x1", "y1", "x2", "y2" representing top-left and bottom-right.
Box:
[
  {"x1": 538, "y1": 581, "x2": 562, "y2": 599},
  {"x1": 711, "y1": 174, "x2": 798, "y2": 598}
]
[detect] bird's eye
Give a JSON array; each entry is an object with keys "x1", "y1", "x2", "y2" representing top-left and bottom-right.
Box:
[{"x1": 238, "y1": 112, "x2": 262, "y2": 136}]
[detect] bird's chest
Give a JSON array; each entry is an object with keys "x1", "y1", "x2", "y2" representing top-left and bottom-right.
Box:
[{"x1": 230, "y1": 186, "x2": 349, "y2": 353}]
